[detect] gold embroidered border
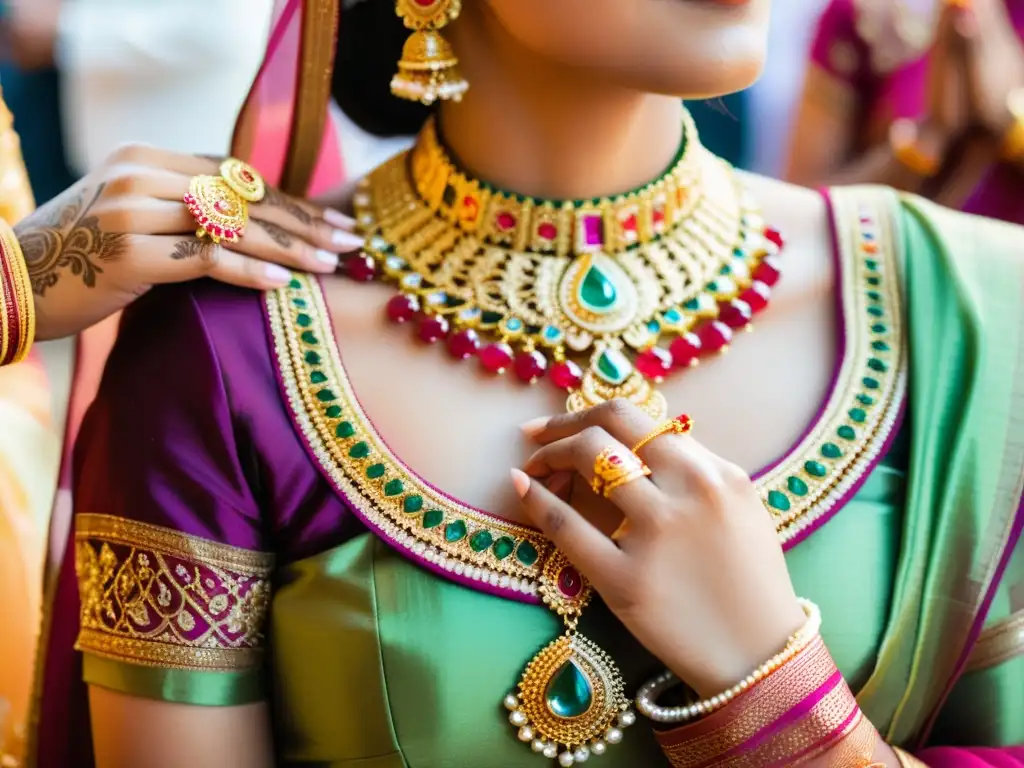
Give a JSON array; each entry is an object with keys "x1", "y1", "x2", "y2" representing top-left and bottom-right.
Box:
[
  {"x1": 74, "y1": 514, "x2": 274, "y2": 671},
  {"x1": 965, "y1": 609, "x2": 1024, "y2": 674}
]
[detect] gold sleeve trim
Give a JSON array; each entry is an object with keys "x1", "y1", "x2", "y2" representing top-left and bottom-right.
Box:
[
  {"x1": 894, "y1": 747, "x2": 929, "y2": 767},
  {"x1": 74, "y1": 514, "x2": 274, "y2": 672},
  {"x1": 965, "y1": 609, "x2": 1024, "y2": 674}
]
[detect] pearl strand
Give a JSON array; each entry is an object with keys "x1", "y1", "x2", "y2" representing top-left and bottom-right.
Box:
[{"x1": 634, "y1": 598, "x2": 822, "y2": 723}]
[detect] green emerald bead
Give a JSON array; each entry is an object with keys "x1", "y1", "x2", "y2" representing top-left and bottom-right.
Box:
[
  {"x1": 595, "y1": 348, "x2": 632, "y2": 386},
  {"x1": 787, "y1": 477, "x2": 809, "y2": 496},
  {"x1": 848, "y1": 407, "x2": 867, "y2": 423},
  {"x1": 821, "y1": 442, "x2": 843, "y2": 459},
  {"x1": 384, "y1": 479, "x2": 404, "y2": 497},
  {"x1": 492, "y1": 536, "x2": 516, "y2": 560},
  {"x1": 837, "y1": 425, "x2": 856, "y2": 441},
  {"x1": 805, "y1": 461, "x2": 827, "y2": 478},
  {"x1": 404, "y1": 495, "x2": 424, "y2": 513},
  {"x1": 868, "y1": 358, "x2": 888, "y2": 373},
  {"x1": 316, "y1": 389, "x2": 337, "y2": 403},
  {"x1": 470, "y1": 530, "x2": 494, "y2": 552},
  {"x1": 296, "y1": 313, "x2": 312, "y2": 327},
  {"x1": 866, "y1": 291, "x2": 882, "y2": 302},
  {"x1": 349, "y1": 441, "x2": 370, "y2": 459},
  {"x1": 310, "y1": 371, "x2": 328, "y2": 384},
  {"x1": 301, "y1": 331, "x2": 318, "y2": 345},
  {"x1": 335, "y1": 421, "x2": 356, "y2": 439},
  {"x1": 866, "y1": 276, "x2": 881, "y2": 286},
  {"x1": 545, "y1": 661, "x2": 594, "y2": 719},
  {"x1": 288, "y1": 278, "x2": 302, "y2": 290},
  {"x1": 305, "y1": 351, "x2": 322, "y2": 365},
  {"x1": 767, "y1": 490, "x2": 791, "y2": 511},
  {"x1": 516, "y1": 541, "x2": 539, "y2": 566},
  {"x1": 865, "y1": 259, "x2": 879, "y2": 271},
  {"x1": 871, "y1": 323, "x2": 887, "y2": 334},
  {"x1": 867, "y1": 306, "x2": 884, "y2": 318},
  {"x1": 325, "y1": 405, "x2": 342, "y2": 418},
  {"x1": 445, "y1": 520, "x2": 467, "y2": 542},
  {"x1": 862, "y1": 377, "x2": 880, "y2": 390},
  {"x1": 579, "y1": 265, "x2": 618, "y2": 311},
  {"x1": 871, "y1": 341, "x2": 891, "y2": 352},
  {"x1": 857, "y1": 394, "x2": 876, "y2": 406},
  {"x1": 292, "y1": 298, "x2": 308, "y2": 308},
  {"x1": 366, "y1": 463, "x2": 386, "y2": 479},
  {"x1": 422, "y1": 509, "x2": 444, "y2": 529}
]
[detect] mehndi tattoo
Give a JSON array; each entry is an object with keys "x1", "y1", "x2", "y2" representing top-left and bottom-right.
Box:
[
  {"x1": 170, "y1": 240, "x2": 209, "y2": 261},
  {"x1": 253, "y1": 218, "x2": 295, "y2": 248},
  {"x1": 264, "y1": 186, "x2": 313, "y2": 225},
  {"x1": 18, "y1": 184, "x2": 129, "y2": 296}
]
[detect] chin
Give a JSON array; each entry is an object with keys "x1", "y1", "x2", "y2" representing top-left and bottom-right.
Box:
[{"x1": 485, "y1": 0, "x2": 771, "y2": 98}]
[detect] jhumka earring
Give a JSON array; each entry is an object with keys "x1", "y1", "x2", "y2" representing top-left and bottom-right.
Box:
[{"x1": 391, "y1": 0, "x2": 469, "y2": 104}]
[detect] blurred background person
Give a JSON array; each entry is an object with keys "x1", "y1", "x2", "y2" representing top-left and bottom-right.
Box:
[{"x1": 786, "y1": 0, "x2": 1024, "y2": 223}]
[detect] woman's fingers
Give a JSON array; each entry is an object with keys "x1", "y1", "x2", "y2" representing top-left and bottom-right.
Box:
[
  {"x1": 510, "y1": 468, "x2": 625, "y2": 583},
  {"x1": 523, "y1": 426, "x2": 662, "y2": 517},
  {"x1": 134, "y1": 234, "x2": 294, "y2": 291},
  {"x1": 250, "y1": 194, "x2": 365, "y2": 254}
]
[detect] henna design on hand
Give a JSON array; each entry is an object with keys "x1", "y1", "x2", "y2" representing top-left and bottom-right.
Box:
[
  {"x1": 170, "y1": 240, "x2": 209, "y2": 260},
  {"x1": 17, "y1": 183, "x2": 129, "y2": 296},
  {"x1": 264, "y1": 186, "x2": 313, "y2": 225},
  {"x1": 252, "y1": 218, "x2": 294, "y2": 248}
]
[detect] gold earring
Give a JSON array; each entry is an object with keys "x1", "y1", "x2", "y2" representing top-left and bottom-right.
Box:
[{"x1": 391, "y1": 0, "x2": 469, "y2": 105}]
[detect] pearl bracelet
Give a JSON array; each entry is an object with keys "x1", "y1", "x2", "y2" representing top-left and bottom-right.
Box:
[{"x1": 635, "y1": 598, "x2": 822, "y2": 723}]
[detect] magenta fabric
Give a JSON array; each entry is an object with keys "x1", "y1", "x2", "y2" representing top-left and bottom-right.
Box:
[
  {"x1": 917, "y1": 747, "x2": 1024, "y2": 766},
  {"x1": 809, "y1": 0, "x2": 1024, "y2": 224}
]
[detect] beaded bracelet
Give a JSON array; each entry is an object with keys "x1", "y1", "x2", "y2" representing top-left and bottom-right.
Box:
[
  {"x1": 0, "y1": 217, "x2": 34, "y2": 367},
  {"x1": 635, "y1": 598, "x2": 821, "y2": 723}
]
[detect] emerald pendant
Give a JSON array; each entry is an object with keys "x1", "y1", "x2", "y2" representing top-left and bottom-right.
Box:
[
  {"x1": 595, "y1": 348, "x2": 632, "y2": 386},
  {"x1": 545, "y1": 660, "x2": 593, "y2": 718},
  {"x1": 579, "y1": 264, "x2": 618, "y2": 312}
]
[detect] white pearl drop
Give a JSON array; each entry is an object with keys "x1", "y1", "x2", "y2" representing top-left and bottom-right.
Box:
[
  {"x1": 591, "y1": 741, "x2": 607, "y2": 756},
  {"x1": 518, "y1": 726, "x2": 534, "y2": 742},
  {"x1": 509, "y1": 711, "x2": 528, "y2": 727},
  {"x1": 532, "y1": 739, "x2": 547, "y2": 753},
  {"x1": 619, "y1": 711, "x2": 636, "y2": 727},
  {"x1": 558, "y1": 751, "x2": 576, "y2": 766},
  {"x1": 574, "y1": 746, "x2": 591, "y2": 762},
  {"x1": 543, "y1": 745, "x2": 558, "y2": 759},
  {"x1": 605, "y1": 728, "x2": 623, "y2": 745},
  {"x1": 503, "y1": 694, "x2": 519, "y2": 710}
]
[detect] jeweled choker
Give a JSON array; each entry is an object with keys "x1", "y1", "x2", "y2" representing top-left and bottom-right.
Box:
[{"x1": 351, "y1": 110, "x2": 783, "y2": 420}]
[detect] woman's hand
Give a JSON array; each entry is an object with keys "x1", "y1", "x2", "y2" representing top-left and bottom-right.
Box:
[
  {"x1": 14, "y1": 144, "x2": 363, "y2": 340},
  {"x1": 512, "y1": 399, "x2": 805, "y2": 699}
]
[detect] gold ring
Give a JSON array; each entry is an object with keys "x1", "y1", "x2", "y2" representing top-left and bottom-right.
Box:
[
  {"x1": 591, "y1": 446, "x2": 651, "y2": 499},
  {"x1": 184, "y1": 175, "x2": 249, "y2": 243},
  {"x1": 220, "y1": 158, "x2": 266, "y2": 202},
  {"x1": 632, "y1": 413, "x2": 693, "y2": 455}
]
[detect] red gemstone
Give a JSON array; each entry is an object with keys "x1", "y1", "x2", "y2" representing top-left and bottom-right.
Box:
[
  {"x1": 669, "y1": 332, "x2": 702, "y2": 368},
  {"x1": 538, "y1": 222, "x2": 558, "y2": 241},
  {"x1": 764, "y1": 227, "x2": 784, "y2": 250},
  {"x1": 413, "y1": 0, "x2": 436, "y2": 5},
  {"x1": 697, "y1": 321, "x2": 733, "y2": 354},
  {"x1": 448, "y1": 329, "x2": 481, "y2": 360},
  {"x1": 636, "y1": 346, "x2": 673, "y2": 380},
  {"x1": 740, "y1": 281, "x2": 771, "y2": 313},
  {"x1": 418, "y1": 315, "x2": 449, "y2": 344},
  {"x1": 718, "y1": 299, "x2": 753, "y2": 330},
  {"x1": 622, "y1": 213, "x2": 638, "y2": 233},
  {"x1": 209, "y1": 224, "x2": 222, "y2": 236},
  {"x1": 240, "y1": 169, "x2": 254, "y2": 182},
  {"x1": 386, "y1": 294, "x2": 419, "y2": 323},
  {"x1": 557, "y1": 566, "x2": 583, "y2": 599},
  {"x1": 608, "y1": 455, "x2": 623, "y2": 466},
  {"x1": 480, "y1": 342, "x2": 514, "y2": 373},
  {"x1": 653, "y1": 208, "x2": 666, "y2": 226},
  {"x1": 345, "y1": 253, "x2": 378, "y2": 282},
  {"x1": 753, "y1": 256, "x2": 781, "y2": 287},
  {"x1": 461, "y1": 196, "x2": 479, "y2": 223},
  {"x1": 550, "y1": 360, "x2": 583, "y2": 390},
  {"x1": 496, "y1": 212, "x2": 517, "y2": 232},
  {"x1": 514, "y1": 350, "x2": 548, "y2": 383}
]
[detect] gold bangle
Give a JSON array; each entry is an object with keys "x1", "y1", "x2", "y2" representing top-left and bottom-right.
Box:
[
  {"x1": 889, "y1": 119, "x2": 940, "y2": 178},
  {"x1": 0, "y1": 217, "x2": 34, "y2": 366},
  {"x1": 1000, "y1": 89, "x2": 1024, "y2": 163}
]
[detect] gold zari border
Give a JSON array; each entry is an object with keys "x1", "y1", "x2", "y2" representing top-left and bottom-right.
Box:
[{"x1": 965, "y1": 609, "x2": 1024, "y2": 674}]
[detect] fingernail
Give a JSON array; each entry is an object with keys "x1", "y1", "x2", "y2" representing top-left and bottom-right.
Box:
[
  {"x1": 332, "y1": 229, "x2": 365, "y2": 250},
  {"x1": 315, "y1": 249, "x2": 340, "y2": 269},
  {"x1": 520, "y1": 417, "x2": 549, "y2": 438},
  {"x1": 324, "y1": 208, "x2": 355, "y2": 228},
  {"x1": 265, "y1": 264, "x2": 292, "y2": 285},
  {"x1": 510, "y1": 468, "x2": 531, "y2": 499}
]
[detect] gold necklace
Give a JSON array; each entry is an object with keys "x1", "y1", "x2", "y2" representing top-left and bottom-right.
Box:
[{"x1": 351, "y1": 110, "x2": 783, "y2": 422}]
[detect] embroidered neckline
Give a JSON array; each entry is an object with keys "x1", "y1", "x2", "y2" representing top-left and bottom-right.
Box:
[{"x1": 266, "y1": 187, "x2": 906, "y2": 601}]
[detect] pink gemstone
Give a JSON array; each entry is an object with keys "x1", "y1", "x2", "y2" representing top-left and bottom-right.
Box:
[
  {"x1": 496, "y1": 212, "x2": 517, "y2": 232},
  {"x1": 418, "y1": 315, "x2": 449, "y2": 344},
  {"x1": 386, "y1": 294, "x2": 419, "y2": 323},
  {"x1": 697, "y1": 321, "x2": 733, "y2": 354},
  {"x1": 183, "y1": 194, "x2": 195, "y2": 204},
  {"x1": 608, "y1": 455, "x2": 622, "y2": 466},
  {"x1": 480, "y1": 342, "x2": 514, "y2": 373},
  {"x1": 514, "y1": 350, "x2": 547, "y2": 383},
  {"x1": 764, "y1": 227, "x2": 785, "y2": 250},
  {"x1": 557, "y1": 566, "x2": 583, "y2": 599},
  {"x1": 345, "y1": 253, "x2": 378, "y2": 282},
  {"x1": 538, "y1": 222, "x2": 558, "y2": 241},
  {"x1": 214, "y1": 199, "x2": 231, "y2": 214},
  {"x1": 550, "y1": 360, "x2": 583, "y2": 390},
  {"x1": 753, "y1": 256, "x2": 781, "y2": 287},
  {"x1": 448, "y1": 329, "x2": 481, "y2": 360},
  {"x1": 582, "y1": 214, "x2": 604, "y2": 247},
  {"x1": 669, "y1": 332, "x2": 702, "y2": 368},
  {"x1": 740, "y1": 282, "x2": 771, "y2": 313},
  {"x1": 636, "y1": 346, "x2": 673, "y2": 381},
  {"x1": 718, "y1": 299, "x2": 753, "y2": 330}
]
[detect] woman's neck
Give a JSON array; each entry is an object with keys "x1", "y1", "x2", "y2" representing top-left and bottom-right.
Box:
[{"x1": 440, "y1": 4, "x2": 684, "y2": 201}]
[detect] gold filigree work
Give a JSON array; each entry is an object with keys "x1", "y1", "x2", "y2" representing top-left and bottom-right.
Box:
[{"x1": 74, "y1": 514, "x2": 274, "y2": 671}]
